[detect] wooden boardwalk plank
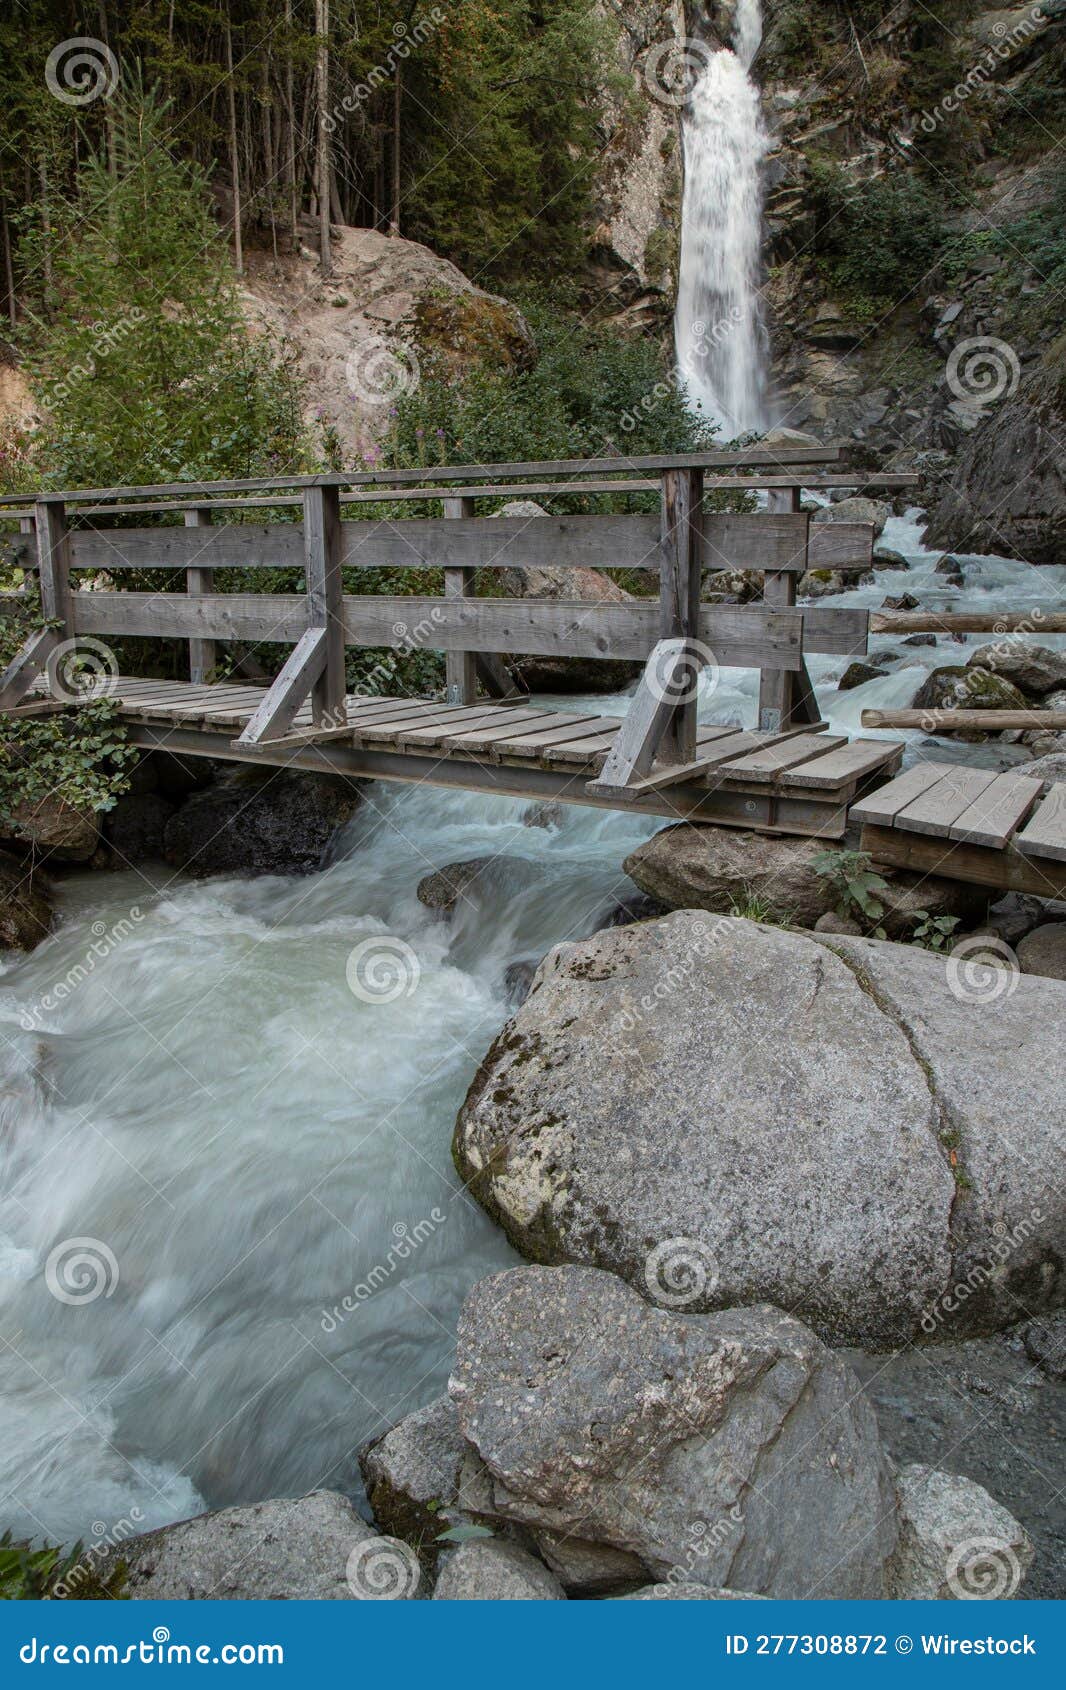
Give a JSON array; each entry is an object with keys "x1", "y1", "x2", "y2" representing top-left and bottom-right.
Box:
[
  {"x1": 490, "y1": 715, "x2": 623, "y2": 758},
  {"x1": 895, "y1": 766, "x2": 1000, "y2": 837},
  {"x1": 355, "y1": 703, "x2": 482, "y2": 744},
  {"x1": 716, "y1": 731, "x2": 843, "y2": 783},
  {"x1": 396, "y1": 705, "x2": 544, "y2": 747},
  {"x1": 784, "y1": 739, "x2": 903, "y2": 792},
  {"x1": 442, "y1": 711, "x2": 593, "y2": 755},
  {"x1": 949, "y1": 771, "x2": 1045, "y2": 850},
  {"x1": 1015, "y1": 783, "x2": 1066, "y2": 863},
  {"x1": 849, "y1": 762, "x2": 955, "y2": 827}
]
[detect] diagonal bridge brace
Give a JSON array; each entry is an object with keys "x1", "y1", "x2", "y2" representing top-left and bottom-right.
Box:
[{"x1": 586, "y1": 637, "x2": 712, "y2": 798}]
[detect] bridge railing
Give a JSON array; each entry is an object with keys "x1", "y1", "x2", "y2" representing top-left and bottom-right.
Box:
[{"x1": 0, "y1": 450, "x2": 917, "y2": 768}]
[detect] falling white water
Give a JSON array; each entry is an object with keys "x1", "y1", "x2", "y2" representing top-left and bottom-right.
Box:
[{"x1": 675, "y1": 0, "x2": 769, "y2": 435}]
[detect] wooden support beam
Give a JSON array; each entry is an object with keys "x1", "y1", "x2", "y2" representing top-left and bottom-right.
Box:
[
  {"x1": 861, "y1": 821, "x2": 1066, "y2": 900},
  {"x1": 659, "y1": 468, "x2": 703, "y2": 763},
  {"x1": 35, "y1": 498, "x2": 72, "y2": 636},
  {"x1": 185, "y1": 507, "x2": 216, "y2": 684},
  {"x1": 588, "y1": 637, "x2": 705, "y2": 795},
  {"x1": 304, "y1": 484, "x2": 346, "y2": 727},
  {"x1": 443, "y1": 495, "x2": 477, "y2": 706},
  {"x1": 870, "y1": 611, "x2": 1066, "y2": 635},
  {"x1": 862, "y1": 708, "x2": 1066, "y2": 731},
  {"x1": 758, "y1": 488, "x2": 821, "y2": 731},
  {"x1": 0, "y1": 627, "x2": 61, "y2": 709},
  {"x1": 236, "y1": 627, "x2": 327, "y2": 745},
  {"x1": 475, "y1": 650, "x2": 527, "y2": 701}
]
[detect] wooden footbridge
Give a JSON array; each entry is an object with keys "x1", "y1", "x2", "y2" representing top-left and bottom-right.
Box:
[{"x1": 3, "y1": 447, "x2": 1066, "y2": 888}]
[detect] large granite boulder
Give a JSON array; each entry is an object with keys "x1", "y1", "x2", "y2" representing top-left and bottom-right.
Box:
[
  {"x1": 886, "y1": 1465, "x2": 1033, "y2": 1600},
  {"x1": 454, "y1": 913, "x2": 1064, "y2": 1346},
  {"x1": 0, "y1": 794, "x2": 98, "y2": 863},
  {"x1": 0, "y1": 849, "x2": 53, "y2": 951},
  {"x1": 433, "y1": 1539, "x2": 564, "y2": 1600},
  {"x1": 966, "y1": 643, "x2": 1066, "y2": 698},
  {"x1": 623, "y1": 824, "x2": 984, "y2": 938},
  {"x1": 164, "y1": 768, "x2": 361, "y2": 878},
  {"x1": 812, "y1": 495, "x2": 890, "y2": 536},
  {"x1": 449, "y1": 1266, "x2": 898, "y2": 1597},
  {"x1": 106, "y1": 1492, "x2": 421, "y2": 1600},
  {"x1": 911, "y1": 666, "x2": 1028, "y2": 715}
]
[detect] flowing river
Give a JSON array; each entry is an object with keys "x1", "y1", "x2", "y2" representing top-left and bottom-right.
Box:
[{"x1": 1, "y1": 513, "x2": 1063, "y2": 1546}]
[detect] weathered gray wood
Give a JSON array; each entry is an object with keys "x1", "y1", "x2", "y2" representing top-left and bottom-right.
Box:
[
  {"x1": 184, "y1": 507, "x2": 217, "y2": 684},
  {"x1": 236, "y1": 627, "x2": 327, "y2": 745},
  {"x1": 861, "y1": 822, "x2": 1066, "y2": 900},
  {"x1": 441, "y1": 711, "x2": 594, "y2": 756},
  {"x1": 304, "y1": 484, "x2": 345, "y2": 728},
  {"x1": 659, "y1": 470, "x2": 704, "y2": 762},
  {"x1": 758, "y1": 488, "x2": 804, "y2": 732},
  {"x1": 719, "y1": 731, "x2": 842, "y2": 782},
  {"x1": 0, "y1": 627, "x2": 61, "y2": 708},
  {"x1": 801, "y1": 606, "x2": 869, "y2": 656},
  {"x1": 443, "y1": 495, "x2": 477, "y2": 706},
  {"x1": 68, "y1": 523, "x2": 304, "y2": 572},
  {"x1": 491, "y1": 715, "x2": 623, "y2": 762},
  {"x1": 589, "y1": 639, "x2": 703, "y2": 793},
  {"x1": 806, "y1": 523, "x2": 874, "y2": 572},
  {"x1": 396, "y1": 705, "x2": 540, "y2": 748},
  {"x1": 946, "y1": 770, "x2": 1044, "y2": 850},
  {"x1": 72, "y1": 591, "x2": 308, "y2": 642},
  {"x1": 783, "y1": 739, "x2": 902, "y2": 791},
  {"x1": 894, "y1": 766, "x2": 1000, "y2": 836},
  {"x1": 475, "y1": 650, "x2": 527, "y2": 700},
  {"x1": 849, "y1": 762, "x2": 953, "y2": 826},
  {"x1": 863, "y1": 708, "x2": 1066, "y2": 731},
  {"x1": 1014, "y1": 783, "x2": 1066, "y2": 863},
  {"x1": 35, "y1": 498, "x2": 73, "y2": 636}
]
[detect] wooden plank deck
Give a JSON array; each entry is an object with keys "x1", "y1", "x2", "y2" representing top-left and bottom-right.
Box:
[
  {"x1": 855, "y1": 760, "x2": 1066, "y2": 897},
  {"x1": 34, "y1": 676, "x2": 903, "y2": 837}
]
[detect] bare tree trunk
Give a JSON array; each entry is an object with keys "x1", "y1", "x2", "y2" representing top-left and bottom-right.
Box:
[
  {"x1": 285, "y1": 0, "x2": 299, "y2": 246},
  {"x1": 314, "y1": 0, "x2": 332, "y2": 276},
  {"x1": 224, "y1": 8, "x2": 244, "y2": 275},
  {"x1": 389, "y1": 66, "x2": 401, "y2": 236},
  {"x1": 38, "y1": 156, "x2": 53, "y2": 297},
  {"x1": 97, "y1": 0, "x2": 117, "y2": 178},
  {"x1": 1, "y1": 166, "x2": 16, "y2": 326}
]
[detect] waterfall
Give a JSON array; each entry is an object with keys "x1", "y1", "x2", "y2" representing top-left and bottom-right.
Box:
[{"x1": 675, "y1": 0, "x2": 769, "y2": 436}]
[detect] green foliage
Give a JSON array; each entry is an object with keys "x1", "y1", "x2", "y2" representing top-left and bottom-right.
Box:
[
  {"x1": 727, "y1": 891, "x2": 792, "y2": 927},
  {"x1": 435, "y1": 1522, "x2": 495, "y2": 1545},
  {"x1": 16, "y1": 83, "x2": 313, "y2": 493},
  {"x1": 911, "y1": 910, "x2": 961, "y2": 951},
  {"x1": 807, "y1": 162, "x2": 948, "y2": 312},
  {"x1": 811, "y1": 848, "x2": 892, "y2": 934},
  {"x1": 0, "y1": 1531, "x2": 127, "y2": 1600},
  {"x1": 0, "y1": 602, "x2": 137, "y2": 827}
]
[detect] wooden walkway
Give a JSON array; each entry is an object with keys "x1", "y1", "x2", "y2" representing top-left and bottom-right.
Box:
[
  {"x1": 45, "y1": 676, "x2": 902, "y2": 834},
  {"x1": 854, "y1": 762, "x2": 1066, "y2": 899}
]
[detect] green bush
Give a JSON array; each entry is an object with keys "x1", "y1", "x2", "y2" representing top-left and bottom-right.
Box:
[
  {"x1": 0, "y1": 1531, "x2": 127, "y2": 1600},
  {"x1": 808, "y1": 162, "x2": 948, "y2": 310}
]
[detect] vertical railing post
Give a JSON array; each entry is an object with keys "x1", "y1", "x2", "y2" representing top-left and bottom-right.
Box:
[
  {"x1": 443, "y1": 495, "x2": 476, "y2": 706},
  {"x1": 759, "y1": 486, "x2": 819, "y2": 731},
  {"x1": 184, "y1": 506, "x2": 216, "y2": 684},
  {"x1": 35, "y1": 496, "x2": 72, "y2": 643},
  {"x1": 303, "y1": 482, "x2": 346, "y2": 726},
  {"x1": 658, "y1": 467, "x2": 703, "y2": 763}
]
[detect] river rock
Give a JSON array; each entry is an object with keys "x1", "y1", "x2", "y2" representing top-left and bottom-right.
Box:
[
  {"x1": 0, "y1": 849, "x2": 53, "y2": 951},
  {"x1": 455, "y1": 913, "x2": 1064, "y2": 1345},
  {"x1": 433, "y1": 1539, "x2": 564, "y2": 1600},
  {"x1": 0, "y1": 794, "x2": 98, "y2": 863},
  {"x1": 416, "y1": 858, "x2": 493, "y2": 914},
  {"x1": 838, "y1": 660, "x2": 888, "y2": 690},
  {"x1": 704, "y1": 568, "x2": 762, "y2": 602},
  {"x1": 886, "y1": 1465, "x2": 1033, "y2": 1600},
  {"x1": 874, "y1": 546, "x2": 909, "y2": 570},
  {"x1": 1016, "y1": 923, "x2": 1066, "y2": 980},
  {"x1": 622, "y1": 824, "x2": 983, "y2": 938},
  {"x1": 163, "y1": 769, "x2": 361, "y2": 877},
  {"x1": 361, "y1": 1395, "x2": 466, "y2": 1549},
  {"x1": 1020, "y1": 751, "x2": 1066, "y2": 783},
  {"x1": 812, "y1": 495, "x2": 890, "y2": 537},
  {"x1": 103, "y1": 792, "x2": 176, "y2": 863},
  {"x1": 108, "y1": 1492, "x2": 420, "y2": 1600},
  {"x1": 1022, "y1": 1313, "x2": 1065, "y2": 1380},
  {"x1": 799, "y1": 567, "x2": 874, "y2": 597},
  {"x1": 967, "y1": 642, "x2": 1066, "y2": 697},
  {"x1": 450, "y1": 1265, "x2": 897, "y2": 1597},
  {"x1": 911, "y1": 666, "x2": 1028, "y2": 715}
]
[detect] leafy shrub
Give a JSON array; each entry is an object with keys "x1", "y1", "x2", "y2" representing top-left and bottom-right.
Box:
[
  {"x1": 808, "y1": 162, "x2": 948, "y2": 310},
  {"x1": 811, "y1": 848, "x2": 893, "y2": 935},
  {"x1": 0, "y1": 1531, "x2": 127, "y2": 1600}
]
